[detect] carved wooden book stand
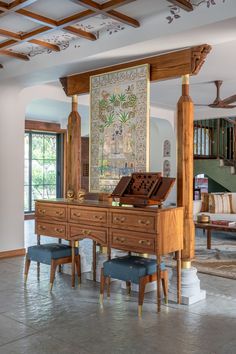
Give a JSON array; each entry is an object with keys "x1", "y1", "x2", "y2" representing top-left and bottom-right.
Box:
[{"x1": 111, "y1": 173, "x2": 175, "y2": 206}]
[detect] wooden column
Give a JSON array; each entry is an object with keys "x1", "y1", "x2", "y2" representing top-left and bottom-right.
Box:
[
  {"x1": 66, "y1": 95, "x2": 81, "y2": 199},
  {"x1": 177, "y1": 75, "x2": 195, "y2": 263}
]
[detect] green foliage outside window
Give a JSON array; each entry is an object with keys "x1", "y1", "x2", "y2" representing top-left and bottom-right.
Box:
[{"x1": 24, "y1": 133, "x2": 57, "y2": 212}]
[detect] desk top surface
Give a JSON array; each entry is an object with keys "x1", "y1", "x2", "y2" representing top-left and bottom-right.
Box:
[{"x1": 36, "y1": 198, "x2": 180, "y2": 213}]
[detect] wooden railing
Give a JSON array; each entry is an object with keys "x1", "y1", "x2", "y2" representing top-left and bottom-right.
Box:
[{"x1": 194, "y1": 118, "x2": 236, "y2": 164}]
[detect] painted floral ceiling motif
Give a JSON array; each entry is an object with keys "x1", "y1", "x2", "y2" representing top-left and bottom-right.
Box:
[
  {"x1": 166, "y1": 0, "x2": 226, "y2": 24},
  {"x1": 9, "y1": 16, "x2": 127, "y2": 58}
]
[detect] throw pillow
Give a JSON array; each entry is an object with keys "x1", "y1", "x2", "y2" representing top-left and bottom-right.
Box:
[{"x1": 209, "y1": 194, "x2": 232, "y2": 214}]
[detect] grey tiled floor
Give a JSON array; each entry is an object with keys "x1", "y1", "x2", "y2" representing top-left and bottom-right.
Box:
[{"x1": 0, "y1": 224, "x2": 235, "y2": 353}]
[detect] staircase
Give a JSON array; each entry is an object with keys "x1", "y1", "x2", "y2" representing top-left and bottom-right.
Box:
[
  {"x1": 194, "y1": 117, "x2": 236, "y2": 192},
  {"x1": 194, "y1": 158, "x2": 235, "y2": 192}
]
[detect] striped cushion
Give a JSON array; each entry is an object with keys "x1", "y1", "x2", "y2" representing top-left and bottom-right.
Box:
[{"x1": 209, "y1": 194, "x2": 232, "y2": 214}]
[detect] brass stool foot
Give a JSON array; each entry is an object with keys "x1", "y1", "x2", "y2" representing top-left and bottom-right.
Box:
[{"x1": 138, "y1": 305, "x2": 142, "y2": 317}]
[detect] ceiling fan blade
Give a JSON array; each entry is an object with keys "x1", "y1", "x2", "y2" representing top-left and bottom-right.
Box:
[
  {"x1": 194, "y1": 104, "x2": 210, "y2": 107},
  {"x1": 221, "y1": 95, "x2": 236, "y2": 105}
]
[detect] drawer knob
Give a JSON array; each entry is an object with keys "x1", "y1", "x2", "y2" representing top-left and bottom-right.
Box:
[
  {"x1": 94, "y1": 215, "x2": 103, "y2": 221},
  {"x1": 54, "y1": 228, "x2": 63, "y2": 233},
  {"x1": 39, "y1": 209, "x2": 46, "y2": 214},
  {"x1": 73, "y1": 212, "x2": 81, "y2": 217},
  {"x1": 82, "y1": 230, "x2": 91, "y2": 236},
  {"x1": 114, "y1": 237, "x2": 125, "y2": 243},
  {"x1": 39, "y1": 225, "x2": 46, "y2": 230},
  {"x1": 114, "y1": 216, "x2": 125, "y2": 223},
  {"x1": 56, "y1": 211, "x2": 63, "y2": 216},
  {"x1": 139, "y1": 240, "x2": 151, "y2": 246},
  {"x1": 138, "y1": 219, "x2": 150, "y2": 226}
]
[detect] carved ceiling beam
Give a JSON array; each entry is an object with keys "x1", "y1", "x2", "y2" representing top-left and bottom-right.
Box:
[
  {"x1": 0, "y1": 49, "x2": 29, "y2": 61},
  {"x1": 16, "y1": 9, "x2": 57, "y2": 27},
  {"x1": 57, "y1": 10, "x2": 94, "y2": 26},
  {"x1": 64, "y1": 26, "x2": 97, "y2": 40},
  {"x1": 8, "y1": 0, "x2": 38, "y2": 11},
  {"x1": 0, "y1": 39, "x2": 18, "y2": 49},
  {"x1": 101, "y1": 0, "x2": 137, "y2": 11},
  {"x1": 0, "y1": 29, "x2": 21, "y2": 40},
  {"x1": 29, "y1": 39, "x2": 61, "y2": 52},
  {"x1": 166, "y1": 0, "x2": 194, "y2": 12},
  {"x1": 73, "y1": 0, "x2": 140, "y2": 27},
  {"x1": 60, "y1": 44, "x2": 212, "y2": 96}
]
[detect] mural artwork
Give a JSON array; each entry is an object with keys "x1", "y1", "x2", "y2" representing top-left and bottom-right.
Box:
[{"x1": 90, "y1": 64, "x2": 150, "y2": 192}]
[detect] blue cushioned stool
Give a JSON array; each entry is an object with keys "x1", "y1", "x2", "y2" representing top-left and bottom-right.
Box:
[
  {"x1": 24, "y1": 243, "x2": 81, "y2": 291},
  {"x1": 100, "y1": 255, "x2": 168, "y2": 316}
]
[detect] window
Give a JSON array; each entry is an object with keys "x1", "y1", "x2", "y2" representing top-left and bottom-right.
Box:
[{"x1": 24, "y1": 132, "x2": 63, "y2": 213}]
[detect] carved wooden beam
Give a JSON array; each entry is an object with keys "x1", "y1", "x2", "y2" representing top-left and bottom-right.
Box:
[
  {"x1": 166, "y1": 0, "x2": 194, "y2": 12},
  {"x1": 0, "y1": 50, "x2": 29, "y2": 61},
  {"x1": 29, "y1": 39, "x2": 61, "y2": 52},
  {"x1": 60, "y1": 44, "x2": 211, "y2": 96},
  {"x1": 73, "y1": 0, "x2": 140, "y2": 27}
]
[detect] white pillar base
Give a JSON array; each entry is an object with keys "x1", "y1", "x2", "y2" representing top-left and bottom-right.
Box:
[{"x1": 169, "y1": 266, "x2": 206, "y2": 305}]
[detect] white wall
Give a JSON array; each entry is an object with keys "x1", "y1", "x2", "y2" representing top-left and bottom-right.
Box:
[
  {"x1": 150, "y1": 106, "x2": 177, "y2": 205},
  {"x1": 0, "y1": 84, "x2": 25, "y2": 252}
]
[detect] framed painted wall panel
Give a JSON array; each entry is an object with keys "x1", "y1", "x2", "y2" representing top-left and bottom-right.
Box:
[{"x1": 90, "y1": 64, "x2": 150, "y2": 192}]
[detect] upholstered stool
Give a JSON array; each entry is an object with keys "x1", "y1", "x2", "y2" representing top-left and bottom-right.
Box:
[
  {"x1": 100, "y1": 255, "x2": 168, "y2": 316},
  {"x1": 24, "y1": 243, "x2": 81, "y2": 291}
]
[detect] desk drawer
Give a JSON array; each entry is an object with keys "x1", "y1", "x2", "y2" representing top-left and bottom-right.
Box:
[
  {"x1": 36, "y1": 221, "x2": 67, "y2": 238},
  {"x1": 111, "y1": 229, "x2": 156, "y2": 254},
  {"x1": 111, "y1": 211, "x2": 156, "y2": 233},
  {"x1": 69, "y1": 206, "x2": 108, "y2": 225},
  {"x1": 68, "y1": 224, "x2": 108, "y2": 245},
  {"x1": 35, "y1": 203, "x2": 67, "y2": 221}
]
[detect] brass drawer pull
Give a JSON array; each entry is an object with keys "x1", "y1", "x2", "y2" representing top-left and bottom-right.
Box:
[
  {"x1": 82, "y1": 230, "x2": 91, "y2": 236},
  {"x1": 39, "y1": 225, "x2": 46, "y2": 230},
  {"x1": 55, "y1": 211, "x2": 64, "y2": 216},
  {"x1": 139, "y1": 240, "x2": 151, "y2": 246},
  {"x1": 114, "y1": 216, "x2": 125, "y2": 223},
  {"x1": 94, "y1": 215, "x2": 103, "y2": 221},
  {"x1": 138, "y1": 219, "x2": 150, "y2": 226},
  {"x1": 73, "y1": 212, "x2": 81, "y2": 217},
  {"x1": 54, "y1": 228, "x2": 64, "y2": 233},
  {"x1": 39, "y1": 209, "x2": 46, "y2": 214},
  {"x1": 114, "y1": 237, "x2": 125, "y2": 243}
]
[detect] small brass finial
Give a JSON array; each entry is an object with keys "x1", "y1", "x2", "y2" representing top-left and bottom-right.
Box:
[{"x1": 67, "y1": 189, "x2": 75, "y2": 201}]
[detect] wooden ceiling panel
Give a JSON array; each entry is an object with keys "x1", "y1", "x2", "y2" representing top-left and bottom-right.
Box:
[
  {"x1": 0, "y1": 0, "x2": 186, "y2": 65},
  {"x1": 26, "y1": 0, "x2": 86, "y2": 20}
]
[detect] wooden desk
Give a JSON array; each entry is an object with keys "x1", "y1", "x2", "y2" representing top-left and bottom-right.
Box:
[{"x1": 35, "y1": 199, "x2": 183, "y2": 311}]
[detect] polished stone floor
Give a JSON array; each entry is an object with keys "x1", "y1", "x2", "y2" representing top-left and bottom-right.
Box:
[{"x1": 0, "y1": 225, "x2": 236, "y2": 353}]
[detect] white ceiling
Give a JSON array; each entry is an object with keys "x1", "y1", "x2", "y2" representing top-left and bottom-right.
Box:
[{"x1": 1, "y1": 0, "x2": 236, "y2": 121}]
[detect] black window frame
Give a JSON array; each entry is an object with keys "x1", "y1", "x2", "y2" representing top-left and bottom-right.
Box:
[{"x1": 24, "y1": 131, "x2": 63, "y2": 213}]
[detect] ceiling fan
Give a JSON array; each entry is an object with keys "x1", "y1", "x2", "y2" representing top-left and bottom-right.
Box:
[{"x1": 195, "y1": 81, "x2": 236, "y2": 109}]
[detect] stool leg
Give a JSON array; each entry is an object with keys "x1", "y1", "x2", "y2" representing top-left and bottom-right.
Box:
[
  {"x1": 71, "y1": 241, "x2": 75, "y2": 288},
  {"x1": 37, "y1": 235, "x2": 40, "y2": 280},
  {"x1": 107, "y1": 276, "x2": 111, "y2": 298},
  {"x1": 50, "y1": 259, "x2": 57, "y2": 292},
  {"x1": 24, "y1": 256, "x2": 31, "y2": 283},
  {"x1": 126, "y1": 281, "x2": 131, "y2": 295},
  {"x1": 58, "y1": 239, "x2": 62, "y2": 273},
  {"x1": 161, "y1": 270, "x2": 168, "y2": 304},
  {"x1": 138, "y1": 277, "x2": 146, "y2": 317},
  {"x1": 75, "y1": 255, "x2": 81, "y2": 284},
  {"x1": 93, "y1": 241, "x2": 97, "y2": 282},
  {"x1": 100, "y1": 268, "x2": 105, "y2": 305}
]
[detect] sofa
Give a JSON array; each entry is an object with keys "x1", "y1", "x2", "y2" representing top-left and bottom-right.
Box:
[{"x1": 194, "y1": 193, "x2": 236, "y2": 222}]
